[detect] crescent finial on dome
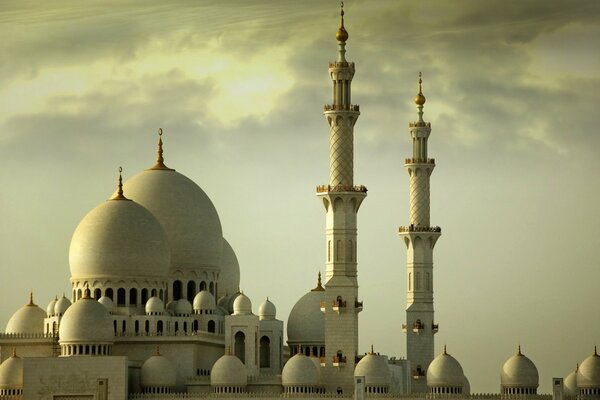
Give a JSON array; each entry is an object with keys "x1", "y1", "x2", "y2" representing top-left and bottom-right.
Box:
[
  {"x1": 83, "y1": 284, "x2": 91, "y2": 299},
  {"x1": 148, "y1": 128, "x2": 175, "y2": 171},
  {"x1": 443, "y1": 344, "x2": 447, "y2": 355},
  {"x1": 414, "y1": 72, "x2": 426, "y2": 106},
  {"x1": 335, "y1": 2, "x2": 349, "y2": 43},
  {"x1": 517, "y1": 344, "x2": 523, "y2": 356},
  {"x1": 110, "y1": 167, "x2": 131, "y2": 201},
  {"x1": 28, "y1": 291, "x2": 34, "y2": 306},
  {"x1": 12, "y1": 348, "x2": 17, "y2": 358},
  {"x1": 595, "y1": 346, "x2": 598, "y2": 357},
  {"x1": 312, "y1": 271, "x2": 325, "y2": 291}
]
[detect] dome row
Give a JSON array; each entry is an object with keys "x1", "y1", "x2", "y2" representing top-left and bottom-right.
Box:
[{"x1": 564, "y1": 348, "x2": 600, "y2": 397}]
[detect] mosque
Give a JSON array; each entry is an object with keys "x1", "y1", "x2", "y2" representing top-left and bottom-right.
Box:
[{"x1": 0, "y1": 4, "x2": 599, "y2": 400}]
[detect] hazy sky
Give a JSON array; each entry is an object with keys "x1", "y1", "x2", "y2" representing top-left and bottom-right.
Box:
[{"x1": 1, "y1": 0, "x2": 599, "y2": 393}]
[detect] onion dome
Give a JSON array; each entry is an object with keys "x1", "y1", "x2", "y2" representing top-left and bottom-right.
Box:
[
  {"x1": 0, "y1": 350, "x2": 23, "y2": 395},
  {"x1": 140, "y1": 347, "x2": 176, "y2": 393},
  {"x1": 5, "y1": 293, "x2": 46, "y2": 335},
  {"x1": 233, "y1": 293, "x2": 252, "y2": 315},
  {"x1": 354, "y1": 347, "x2": 391, "y2": 392},
  {"x1": 282, "y1": 353, "x2": 320, "y2": 391},
  {"x1": 174, "y1": 299, "x2": 192, "y2": 316},
  {"x1": 565, "y1": 365, "x2": 578, "y2": 397},
  {"x1": 258, "y1": 298, "x2": 276, "y2": 320},
  {"x1": 69, "y1": 168, "x2": 170, "y2": 281},
  {"x1": 577, "y1": 347, "x2": 600, "y2": 392},
  {"x1": 427, "y1": 346, "x2": 465, "y2": 394},
  {"x1": 211, "y1": 353, "x2": 247, "y2": 389},
  {"x1": 165, "y1": 300, "x2": 177, "y2": 315},
  {"x1": 501, "y1": 346, "x2": 539, "y2": 394},
  {"x1": 54, "y1": 294, "x2": 72, "y2": 316},
  {"x1": 59, "y1": 288, "x2": 113, "y2": 354},
  {"x1": 335, "y1": 3, "x2": 348, "y2": 42},
  {"x1": 217, "y1": 292, "x2": 241, "y2": 315},
  {"x1": 463, "y1": 375, "x2": 471, "y2": 395},
  {"x1": 123, "y1": 131, "x2": 223, "y2": 276},
  {"x1": 145, "y1": 296, "x2": 165, "y2": 315},
  {"x1": 46, "y1": 296, "x2": 58, "y2": 317},
  {"x1": 414, "y1": 73, "x2": 426, "y2": 106},
  {"x1": 287, "y1": 274, "x2": 325, "y2": 347},
  {"x1": 193, "y1": 290, "x2": 216, "y2": 314},
  {"x1": 97, "y1": 296, "x2": 113, "y2": 313},
  {"x1": 219, "y1": 238, "x2": 240, "y2": 298}
]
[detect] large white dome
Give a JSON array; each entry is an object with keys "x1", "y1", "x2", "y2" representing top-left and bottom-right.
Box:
[
  {"x1": 282, "y1": 353, "x2": 320, "y2": 388},
  {"x1": 59, "y1": 293, "x2": 114, "y2": 344},
  {"x1": 211, "y1": 354, "x2": 247, "y2": 387},
  {"x1": 427, "y1": 347, "x2": 465, "y2": 389},
  {"x1": 501, "y1": 347, "x2": 539, "y2": 389},
  {"x1": 5, "y1": 295, "x2": 46, "y2": 335},
  {"x1": 287, "y1": 280, "x2": 325, "y2": 345},
  {"x1": 565, "y1": 366, "x2": 578, "y2": 397},
  {"x1": 124, "y1": 167, "x2": 223, "y2": 275},
  {"x1": 69, "y1": 197, "x2": 170, "y2": 280},
  {"x1": 0, "y1": 352, "x2": 23, "y2": 392},
  {"x1": 233, "y1": 293, "x2": 252, "y2": 315},
  {"x1": 219, "y1": 238, "x2": 240, "y2": 297},
  {"x1": 141, "y1": 350, "x2": 176, "y2": 390},
  {"x1": 355, "y1": 352, "x2": 391, "y2": 387},
  {"x1": 578, "y1": 348, "x2": 600, "y2": 389}
]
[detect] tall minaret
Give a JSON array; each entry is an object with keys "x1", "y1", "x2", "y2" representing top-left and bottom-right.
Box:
[
  {"x1": 317, "y1": 3, "x2": 366, "y2": 394},
  {"x1": 400, "y1": 74, "x2": 441, "y2": 393}
]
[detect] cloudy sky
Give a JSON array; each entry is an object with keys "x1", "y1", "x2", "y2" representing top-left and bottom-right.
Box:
[{"x1": 1, "y1": 0, "x2": 599, "y2": 393}]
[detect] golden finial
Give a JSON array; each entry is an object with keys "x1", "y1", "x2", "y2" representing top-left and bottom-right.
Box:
[
  {"x1": 517, "y1": 345, "x2": 522, "y2": 356},
  {"x1": 12, "y1": 348, "x2": 17, "y2": 358},
  {"x1": 595, "y1": 346, "x2": 598, "y2": 357},
  {"x1": 414, "y1": 72, "x2": 426, "y2": 106},
  {"x1": 336, "y1": 2, "x2": 349, "y2": 42},
  {"x1": 156, "y1": 346, "x2": 161, "y2": 356},
  {"x1": 82, "y1": 284, "x2": 91, "y2": 299},
  {"x1": 148, "y1": 128, "x2": 174, "y2": 170},
  {"x1": 28, "y1": 291, "x2": 34, "y2": 306},
  {"x1": 443, "y1": 344, "x2": 447, "y2": 355},
  {"x1": 312, "y1": 271, "x2": 325, "y2": 291},
  {"x1": 576, "y1": 363, "x2": 579, "y2": 372},
  {"x1": 369, "y1": 344, "x2": 374, "y2": 355},
  {"x1": 110, "y1": 167, "x2": 130, "y2": 200}
]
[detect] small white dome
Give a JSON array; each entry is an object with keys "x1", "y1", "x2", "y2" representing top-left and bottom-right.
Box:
[
  {"x1": 287, "y1": 283, "x2": 325, "y2": 345},
  {"x1": 577, "y1": 348, "x2": 600, "y2": 389},
  {"x1": 258, "y1": 298, "x2": 276, "y2": 320},
  {"x1": 141, "y1": 350, "x2": 176, "y2": 389},
  {"x1": 54, "y1": 295, "x2": 72, "y2": 316},
  {"x1": 165, "y1": 300, "x2": 177, "y2": 315},
  {"x1": 193, "y1": 290, "x2": 216, "y2": 311},
  {"x1": 219, "y1": 238, "x2": 240, "y2": 297},
  {"x1": 0, "y1": 352, "x2": 23, "y2": 391},
  {"x1": 211, "y1": 354, "x2": 247, "y2": 387},
  {"x1": 174, "y1": 299, "x2": 192, "y2": 316},
  {"x1": 233, "y1": 293, "x2": 252, "y2": 315},
  {"x1": 46, "y1": 297, "x2": 58, "y2": 317},
  {"x1": 217, "y1": 292, "x2": 241, "y2": 315},
  {"x1": 5, "y1": 295, "x2": 46, "y2": 335},
  {"x1": 145, "y1": 297, "x2": 164, "y2": 315},
  {"x1": 282, "y1": 353, "x2": 320, "y2": 388},
  {"x1": 124, "y1": 168, "x2": 223, "y2": 274},
  {"x1": 501, "y1": 347, "x2": 539, "y2": 389},
  {"x1": 59, "y1": 292, "x2": 113, "y2": 345},
  {"x1": 427, "y1": 347, "x2": 465, "y2": 389},
  {"x1": 69, "y1": 198, "x2": 170, "y2": 281},
  {"x1": 97, "y1": 296, "x2": 113, "y2": 313},
  {"x1": 355, "y1": 352, "x2": 391, "y2": 387},
  {"x1": 565, "y1": 367, "x2": 578, "y2": 396}
]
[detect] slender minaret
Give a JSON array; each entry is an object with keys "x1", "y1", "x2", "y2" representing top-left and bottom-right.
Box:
[
  {"x1": 317, "y1": 3, "x2": 366, "y2": 394},
  {"x1": 400, "y1": 74, "x2": 441, "y2": 393}
]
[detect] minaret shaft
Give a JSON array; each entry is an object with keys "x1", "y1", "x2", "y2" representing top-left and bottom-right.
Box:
[{"x1": 400, "y1": 77, "x2": 440, "y2": 393}]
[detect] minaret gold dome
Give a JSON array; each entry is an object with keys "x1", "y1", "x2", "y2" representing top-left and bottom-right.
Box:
[
  {"x1": 336, "y1": 2, "x2": 349, "y2": 42},
  {"x1": 414, "y1": 72, "x2": 426, "y2": 106}
]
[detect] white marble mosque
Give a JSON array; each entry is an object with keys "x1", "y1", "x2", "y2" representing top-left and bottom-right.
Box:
[{"x1": 0, "y1": 4, "x2": 599, "y2": 400}]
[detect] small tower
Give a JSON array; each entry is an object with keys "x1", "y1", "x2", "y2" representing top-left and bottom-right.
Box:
[
  {"x1": 400, "y1": 74, "x2": 441, "y2": 393},
  {"x1": 317, "y1": 3, "x2": 366, "y2": 394}
]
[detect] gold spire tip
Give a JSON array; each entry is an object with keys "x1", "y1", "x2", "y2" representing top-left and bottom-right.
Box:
[
  {"x1": 595, "y1": 346, "x2": 598, "y2": 356},
  {"x1": 156, "y1": 345, "x2": 161, "y2": 356},
  {"x1": 443, "y1": 344, "x2": 447, "y2": 355},
  {"x1": 312, "y1": 271, "x2": 325, "y2": 291},
  {"x1": 110, "y1": 166, "x2": 129, "y2": 200},
  {"x1": 414, "y1": 72, "x2": 426, "y2": 106},
  {"x1": 336, "y1": 2, "x2": 349, "y2": 42},
  {"x1": 12, "y1": 348, "x2": 17, "y2": 358},
  {"x1": 148, "y1": 128, "x2": 174, "y2": 170},
  {"x1": 28, "y1": 291, "x2": 34, "y2": 306},
  {"x1": 370, "y1": 344, "x2": 374, "y2": 355},
  {"x1": 517, "y1": 345, "x2": 522, "y2": 356}
]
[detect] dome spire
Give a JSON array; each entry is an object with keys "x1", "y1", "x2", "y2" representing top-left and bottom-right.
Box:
[
  {"x1": 595, "y1": 346, "x2": 598, "y2": 357},
  {"x1": 443, "y1": 344, "x2": 447, "y2": 355},
  {"x1": 12, "y1": 348, "x2": 17, "y2": 358},
  {"x1": 148, "y1": 128, "x2": 174, "y2": 171},
  {"x1": 335, "y1": 2, "x2": 349, "y2": 62},
  {"x1": 517, "y1": 344, "x2": 522, "y2": 356},
  {"x1": 28, "y1": 291, "x2": 34, "y2": 306},
  {"x1": 83, "y1": 284, "x2": 91, "y2": 299},
  {"x1": 156, "y1": 345, "x2": 161, "y2": 356},
  {"x1": 414, "y1": 72, "x2": 427, "y2": 123},
  {"x1": 110, "y1": 167, "x2": 130, "y2": 201},
  {"x1": 312, "y1": 271, "x2": 325, "y2": 291}
]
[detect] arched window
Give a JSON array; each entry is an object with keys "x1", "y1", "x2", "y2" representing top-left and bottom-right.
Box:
[
  {"x1": 94, "y1": 288, "x2": 101, "y2": 300},
  {"x1": 117, "y1": 288, "x2": 126, "y2": 306},
  {"x1": 145, "y1": 320, "x2": 149, "y2": 333},
  {"x1": 234, "y1": 331, "x2": 246, "y2": 363},
  {"x1": 130, "y1": 288, "x2": 137, "y2": 305},
  {"x1": 193, "y1": 320, "x2": 199, "y2": 332},
  {"x1": 106, "y1": 288, "x2": 114, "y2": 301},
  {"x1": 135, "y1": 320, "x2": 139, "y2": 334},
  {"x1": 77, "y1": 289, "x2": 82, "y2": 300},
  {"x1": 209, "y1": 282, "x2": 215, "y2": 295},
  {"x1": 187, "y1": 281, "x2": 196, "y2": 302},
  {"x1": 141, "y1": 289, "x2": 148, "y2": 305},
  {"x1": 157, "y1": 320, "x2": 163, "y2": 334},
  {"x1": 200, "y1": 281, "x2": 206, "y2": 291},
  {"x1": 122, "y1": 320, "x2": 126, "y2": 333},
  {"x1": 173, "y1": 280, "x2": 182, "y2": 301},
  {"x1": 208, "y1": 320, "x2": 215, "y2": 333}
]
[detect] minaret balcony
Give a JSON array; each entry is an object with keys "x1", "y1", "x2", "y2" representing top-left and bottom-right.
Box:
[
  {"x1": 319, "y1": 356, "x2": 326, "y2": 366},
  {"x1": 432, "y1": 323, "x2": 439, "y2": 333},
  {"x1": 320, "y1": 301, "x2": 326, "y2": 313},
  {"x1": 412, "y1": 368, "x2": 426, "y2": 379},
  {"x1": 412, "y1": 320, "x2": 425, "y2": 334},
  {"x1": 316, "y1": 184, "x2": 367, "y2": 193},
  {"x1": 409, "y1": 121, "x2": 431, "y2": 128},
  {"x1": 404, "y1": 157, "x2": 435, "y2": 165},
  {"x1": 328, "y1": 61, "x2": 355, "y2": 68},
  {"x1": 323, "y1": 104, "x2": 360, "y2": 112},
  {"x1": 399, "y1": 225, "x2": 442, "y2": 233},
  {"x1": 332, "y1": 355, "x2": 347, "y2": 367},
  {"x1": 354, "y1": 300, "x2": 363, "y2": 312},
  {"x1": 332, "y1": 299, "x2": 347, "y2": 313}
]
